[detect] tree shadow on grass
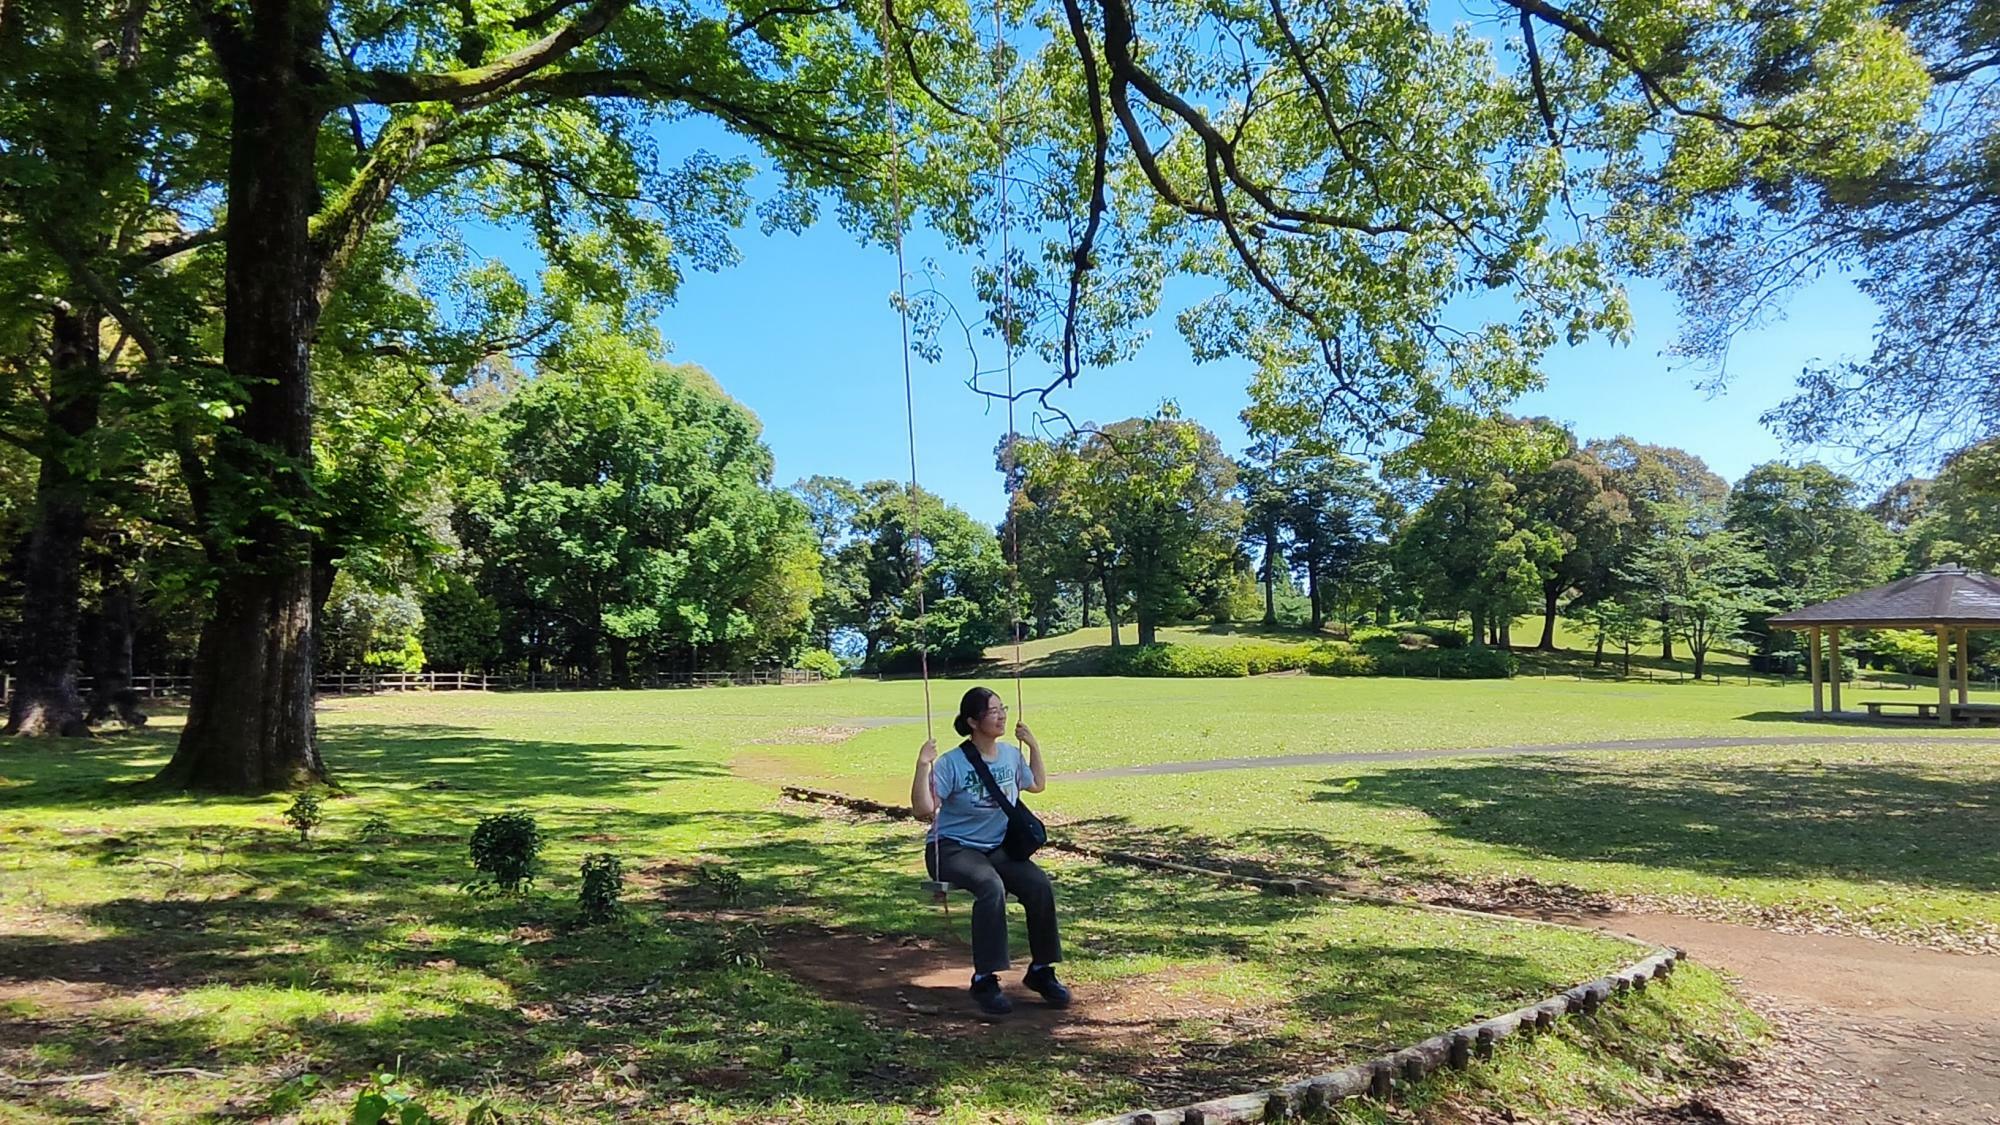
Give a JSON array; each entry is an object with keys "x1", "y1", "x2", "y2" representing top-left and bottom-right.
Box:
[
  {"x1": 1315, "y1": 756, "x2": 2000, "y2": 891},
  {"x1": 0, "y1": 723, "x2": 728, "y2": 812},
  {"x1": 1056, "y1": 812, "x2": 1444, "y2": 886},
  {"x1": 0, "y1": 728, "x2": 181, "y2": 808},
  {"x1": 1014, "y1": 644, "x2": 1116, "y2": 677},
  {"x1": 0, "y1": 802, "x2": 1625, "y2": 1120},
  {"x1": 323, "y1": 724, "x2": 726, "y2": 803}
]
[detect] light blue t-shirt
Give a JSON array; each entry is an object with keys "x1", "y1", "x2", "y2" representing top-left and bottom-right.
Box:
[{"x1": 930, "y1": 742, "x2": 1031, "y2": 849}]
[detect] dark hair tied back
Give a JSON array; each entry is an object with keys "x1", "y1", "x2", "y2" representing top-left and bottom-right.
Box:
[{"x1": 954, "y1": 687, "x2": 999, "y2": 738}]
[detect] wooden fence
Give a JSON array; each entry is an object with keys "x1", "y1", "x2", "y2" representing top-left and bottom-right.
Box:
[{"x1": 0, "y1": 667, "x2": 824, "y2": 703}]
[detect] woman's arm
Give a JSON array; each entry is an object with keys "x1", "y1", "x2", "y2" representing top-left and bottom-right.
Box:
[
  {"x1": 910, "y1": 737, "x2": 939, "y2": 820},
  {"x1": 1016, "y1": 721, "x2": 1047, "y2": 793}
]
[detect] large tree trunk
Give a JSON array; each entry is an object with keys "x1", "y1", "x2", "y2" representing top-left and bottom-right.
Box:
[
  {"x1": 310, "y1": 542, "x2": 338, "y2": 639},
  {"x1": 1307, "y1": 565, "x2": 1324, "y2": 631},
  {"x1": 158, "y1": 17, "x2": 327, "y2": 792},
  {"x1": 609, "y1": 635, "x2": 632, "y2": 687},
  {"x1": 1660, "y1": 606, "x2": 1674, "y2": 660},
  {"x1": 1498, "y1": 617, "x2": 1512, "y2": 649},
  {"x1": 6, "y1": 305, "x2": 100, "y2": 739},
  {"x1": 1692, "y1": 645, "x2": 1706, "y2": 681},
  {"x1": 86, "y1": 549, "x2": 146, "y2": 728},
  {"x1": 1538, "y1": 583, "x2": 1560, "y2": 650},
  {"x1": 1136, "y1": 601, "x2": 1157, "y2": 646},
  {"x1": 1079, "y1": 580, "x2": 1091, "y2": 630},
  {"x1": 1103, "y1": 574, "x2": 1121, "y2": 647},
  {"x1": 1260, "y1": 532, "x2": 1278, "y2": 627}
]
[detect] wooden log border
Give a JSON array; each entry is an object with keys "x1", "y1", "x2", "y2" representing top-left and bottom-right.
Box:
[
  {"x1": 1087, "y1": 950, "x2": 1679, "y2": 1124},
  {"x1": 780, "y1": 785, "x2": 1687, "y2": 1124}
]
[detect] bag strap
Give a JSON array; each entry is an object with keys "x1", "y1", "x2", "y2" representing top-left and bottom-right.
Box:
[{"x1": 960, "y1": 742, "x2": 1018, "y2": 814}]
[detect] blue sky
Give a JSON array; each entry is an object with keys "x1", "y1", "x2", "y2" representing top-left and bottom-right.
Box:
[{"x1": 651, "y1": 216, "x2": 1882, "y2": 527}]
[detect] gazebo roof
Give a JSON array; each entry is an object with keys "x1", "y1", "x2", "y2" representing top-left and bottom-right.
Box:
[{"x1": 1769, "y1": 565, "x2": 2000, "y2": 629}]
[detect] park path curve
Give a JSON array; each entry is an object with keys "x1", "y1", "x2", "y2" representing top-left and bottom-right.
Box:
[
  {"x1": 1060, "y1": 733, "x2": 2000, "y2": 780},
  {"x1": 1552, "y1": 909, "x2": 2000, "y2": 1123}
]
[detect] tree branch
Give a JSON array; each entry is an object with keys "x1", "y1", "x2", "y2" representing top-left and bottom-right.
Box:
[
  {"x1": 1520, "y1": 10, "x2": 1561, "y2": 146},
  {"x1": 512, "y1": 0, "x2": 588, "y2": 32},
  {"x1": 735, "y1": 0, "x2": 846, "y2": 38},
  {"x1": 1056, "y1": 0, "x2": 1109, "y2": 385},
  {"x1": 0, "y1": 425, "x2": 39, "y2": 456},
  {"x1": 46, "y1": 240, "x2": 166, "y2": 366},
  {"x1": 126, "y1": 226, "x2": 224, "y2": 268},
  {"x1": 329, "y1": 0, "x2": 630, "y2": 107},
  {"x1": 1097, "y1": 0, "x2": 1410, "y2": 235},
  {"x1": 498, "y1": 67, "x2": 877, "y2": 176},
  {"x1": 1500, "y1": 0, "x2": 1775, "y2": 130},
  {"x1": 310, "y1": 112, "x2": 452, "y2": 306},
  {"x1": 879, "y1": 0, "x2": 972, "y2": 118}
]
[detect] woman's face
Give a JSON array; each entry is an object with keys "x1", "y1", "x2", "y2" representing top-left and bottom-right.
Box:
[{"x1": 972, "y1": 695, "x2": 1007, "y2": 738}]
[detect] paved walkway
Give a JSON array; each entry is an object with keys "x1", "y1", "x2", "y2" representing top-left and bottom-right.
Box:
[{"x1": 1060, "y1": 734, "x2": 2000, "y2": 780}]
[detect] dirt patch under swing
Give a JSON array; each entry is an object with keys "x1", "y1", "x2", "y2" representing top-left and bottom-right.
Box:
[{"x1": 761, "y1": 922, "x2": 1266, "y2": 1046}]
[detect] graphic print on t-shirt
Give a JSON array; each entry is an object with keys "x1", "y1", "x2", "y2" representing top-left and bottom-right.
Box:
[
  {"x1": 958, "y1": 757, "x2": 1020, "y2": 806},
  {"x1": 929, "y1": 743, "x2": 1027, "y2": 849}
]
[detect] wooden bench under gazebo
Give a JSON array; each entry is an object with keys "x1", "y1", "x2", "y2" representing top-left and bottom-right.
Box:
[{"x1": 1768, "y1": 564, "x2": 2000, "y2": 727}]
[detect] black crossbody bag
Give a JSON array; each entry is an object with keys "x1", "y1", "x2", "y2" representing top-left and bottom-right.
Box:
[{"x1": 961, "y1": 742, "x2": 1047, "y2": 862}]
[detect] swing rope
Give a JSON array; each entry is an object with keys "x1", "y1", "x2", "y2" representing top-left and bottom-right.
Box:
[
  {"x1": 993, "y1": 0, "x2": 1025, "y2": 720},
  {"x1": 878, "y1": 0, "x2": 944, "y2": 902},
  {"x1": 880, "y1": 0, "x2": 932, "y2": 750},
  {"x1": 882, "y1": 0, "x2": 1027, "y2": 903}
]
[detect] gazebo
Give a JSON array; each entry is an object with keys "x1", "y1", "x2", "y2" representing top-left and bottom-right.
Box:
[{"x1": 1768, "y1": 564, "x2": 2000, "y2": 726}]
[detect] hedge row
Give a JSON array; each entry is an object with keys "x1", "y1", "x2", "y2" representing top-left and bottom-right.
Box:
[{"x1": 1099, "y1": 639, "x2": 1514, "y2": 680}]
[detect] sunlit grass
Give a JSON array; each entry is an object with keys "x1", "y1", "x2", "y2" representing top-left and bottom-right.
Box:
[{"x1": 0, "y1": 682, "x2": 1765, "y2": 1122}]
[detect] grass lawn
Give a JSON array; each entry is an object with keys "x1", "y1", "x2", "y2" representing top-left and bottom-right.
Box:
[
  {"x1": 982, "y1": 615, "x2": 1996, "y2": 693},
  {"x1": 0, "y1": 686, "x2": 1755, "y2": 1123},
  {"x1": 755, "y1": 676, "x2": 2000, "y2": 947}
]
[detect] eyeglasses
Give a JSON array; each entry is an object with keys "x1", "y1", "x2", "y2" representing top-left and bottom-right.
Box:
[{"x1": 983, "y1": 706, "x2": 1009, "y2": 718}]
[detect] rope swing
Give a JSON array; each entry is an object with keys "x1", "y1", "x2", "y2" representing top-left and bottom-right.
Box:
[{"x1": 881, "y1": 0, "x2": 1027, "y2": 901}]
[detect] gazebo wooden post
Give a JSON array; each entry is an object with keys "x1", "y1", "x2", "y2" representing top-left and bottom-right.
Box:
[
  {"x1": 1829, "y1": 627, "x2": 1842, "y2": 713},
  {"x1": 1938, "y1": 626, "x2": 1953, "y2": 727},
  {"x1": 1809, "y1": 626, "x2": 1824, "y2": 715},
  {"x1": 1958, "y1": 627, "x2": 1972, "y2": 706}
]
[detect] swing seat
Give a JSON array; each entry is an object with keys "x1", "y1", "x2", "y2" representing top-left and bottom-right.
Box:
[{"x1": 920, "y1": 879, "x2": 954, "y2": 897}]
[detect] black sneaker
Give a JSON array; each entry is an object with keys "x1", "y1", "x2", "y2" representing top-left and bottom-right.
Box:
[
  {"x1": 1023, "y1": 964, "x2": 1071, "y2": 1008},
  {"x1": 970, "y1": 974, "x2": 1012, "y2": 1016}
]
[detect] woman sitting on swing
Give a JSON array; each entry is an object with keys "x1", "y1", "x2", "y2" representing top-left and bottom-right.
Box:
[{"x1": 911, "y1": 686, "x2": 1071, "y2": 1016}]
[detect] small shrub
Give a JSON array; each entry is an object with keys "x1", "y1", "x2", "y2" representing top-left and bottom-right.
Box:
[
  {"x1": 468, "y1": 812, "x2": 543, "y2": 894},
  {"x1": 282, "y1": 792, "x2": 323, "y2": 843},
  {"x1": 694, "y1": 863, "x2": 746, "y2": 904},
  {"x1": 1103, "y1": 641, "x2": 1315, "y2": 678},
  {"x1": 579, "y1": 852, "x2": 624, "y2": 923},
  {"x1": 356, "y1": 813, "x2": 394, "y2": 842},
  {"x1": 1397, "y1": 631, "x2": 1434, "y2": 650},
  {"x1": 718, "y1": 921, "x2": 767, "y2": 967},
  {"x1": 1305, "y1": 643, "x2": 1377, "y2": 676},
  {"x1": 1235, "y1": 642, "x2": 1311, "y2": 675},
  {"x1": 682, "y1": 920, "x2": 768, "y2": 970},
  {"x1": 1372, "y1": 644, "x2": 1516, "y2": 679},
  {"x1": 796, "y1": 649, "x2": 844, "y2": 679},
  {"x1": 349, "y1": 1072, "x2": 494, "y2": 1125},
  {"x1": 1321, "y1": 622, "x2": 1353, "y2": 641}
]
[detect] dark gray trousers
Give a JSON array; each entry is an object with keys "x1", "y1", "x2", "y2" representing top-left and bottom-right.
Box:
[{"x1": 928, "y1": 837, "x2": 1063, "y2": 975}]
